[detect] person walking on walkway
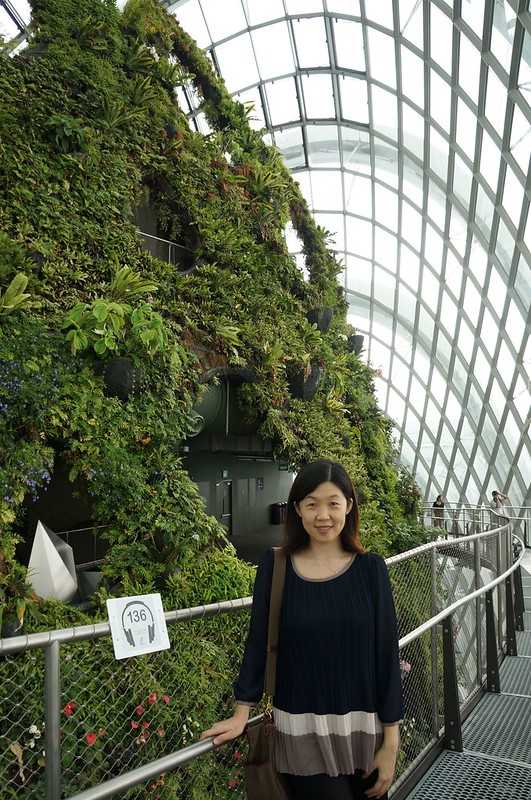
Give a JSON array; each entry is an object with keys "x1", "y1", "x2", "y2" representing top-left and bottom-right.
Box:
[
  {"x1": 491, "y1": 490, "x2": 509, "y2": 509},
  {"x1": 432, "y1": 495, "x2": 445, "y2": 529},
  {"x1": 201, "y1": 459, "x2": 404, "y2": 800}
]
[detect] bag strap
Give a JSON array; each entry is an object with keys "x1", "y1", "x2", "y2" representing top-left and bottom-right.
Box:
[{"x1": 264, "y1": 546, "x2": 287, "y2": 698}]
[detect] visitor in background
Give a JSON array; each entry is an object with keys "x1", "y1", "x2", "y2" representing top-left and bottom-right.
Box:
[
  {"x1": 490, "y1": 490, "x2": 511, "y2": 529},
  {"x1": 432, "y1": 495, "x2": 445, "y2": 529},
  {"x1": 491, "y1": 490, "x2": 509, "y2": 509}
]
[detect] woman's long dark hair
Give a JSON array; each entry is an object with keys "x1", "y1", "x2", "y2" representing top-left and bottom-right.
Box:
[{"x1": 282, "y1": 460, "x2": 365, "y2": 555}]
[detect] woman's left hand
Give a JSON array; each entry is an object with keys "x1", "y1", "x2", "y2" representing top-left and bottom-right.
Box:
[{"x1": 362, "y1": 745, "x2": 397, "y2": 798}]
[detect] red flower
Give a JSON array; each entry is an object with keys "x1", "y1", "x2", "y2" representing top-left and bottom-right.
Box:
[
  {"x1": 63, "y1": 701, "x2": 76, "y2": 717},
  {"x1": 85, "y1": 732, "x2": 97, "y2": 747},
  {"x1": 135, "y1": 705, "x2": 145, "y2": 717},
  {"x1": 147, "y1": 692, "x2": 157, "y2": 705},
  {"x1": 142, "y1": 721, "x2": 150, "y2": 729},
  {"x1": 228, "y1": 778, "x2": 240, "y2": 790},
  {"x1": 234, "y1": 750, "x2": 242, "y2": 761},
  {"x1": 162, "y1": 694, "x2": 171, "y2": 704},
  {"x1": 130, "y1": 721, "x2": 140, "y2": 730}
]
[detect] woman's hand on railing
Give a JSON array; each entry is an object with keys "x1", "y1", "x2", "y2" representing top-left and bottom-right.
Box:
[{"x1": 199, "y1": 714, "x2": 247, "y2": 747}]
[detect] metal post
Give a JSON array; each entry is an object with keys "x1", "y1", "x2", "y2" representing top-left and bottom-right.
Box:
[
  {"x1": 514, "y1": 565, "x2": 525, "y2": 632},
  {"x1": 45, "y1": 640, "x2": 61, "y2": 800},
  {"x1": 505, "y1": 575, "x2": 517, "y2": 657},
  {"x1": 473, "y1": 539, "x2": 482, "y2": 687},
  {"x1": 430, "y1": 547, "x2": 438, "y2": 736},
  {"x1": 496, "y1": 532, "x2": 503, "y2": 653},
  {"x1": 485, "y1": 589, "x2": 500, "y2": 693},
  {"x1": 442, "y1": 613, "x2": 463, "y2": 752}
]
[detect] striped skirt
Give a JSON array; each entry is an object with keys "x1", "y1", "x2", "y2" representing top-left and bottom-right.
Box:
[{"x1": 273, "y1": 706, "x2": 384, "y2": 777}]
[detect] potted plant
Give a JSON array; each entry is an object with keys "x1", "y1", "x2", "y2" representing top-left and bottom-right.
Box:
[{"x1": 306, "y1": 307, "x2": 334, "y2": 333}]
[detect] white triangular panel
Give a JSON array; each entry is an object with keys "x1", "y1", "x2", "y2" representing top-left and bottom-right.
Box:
[{"x1": 28, "y1": 521, "x2": 77, "y2": 601}]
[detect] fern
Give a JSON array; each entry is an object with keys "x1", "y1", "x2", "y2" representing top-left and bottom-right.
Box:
[{"x1": 109, "y1": 267, "x2": 158, "y2": 299}]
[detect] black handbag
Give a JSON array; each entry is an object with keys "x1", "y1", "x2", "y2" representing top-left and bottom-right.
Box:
[{"x1": 244, "y1": 547, "x2": 290, "y2": 799}]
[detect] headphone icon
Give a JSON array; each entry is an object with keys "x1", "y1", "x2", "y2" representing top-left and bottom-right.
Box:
[{"x1": 121, "y1": 601, "x2": 155, "y2": 647}]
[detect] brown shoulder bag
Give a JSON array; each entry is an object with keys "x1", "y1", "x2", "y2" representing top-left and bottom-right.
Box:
[{"x1": 244, "y1": 546, "x2": 290, "y2": 799}]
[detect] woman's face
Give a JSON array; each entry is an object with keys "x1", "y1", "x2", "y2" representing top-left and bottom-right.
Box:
[{"x1": 294, "y1": 481, "x2": 353, "y2": 545}]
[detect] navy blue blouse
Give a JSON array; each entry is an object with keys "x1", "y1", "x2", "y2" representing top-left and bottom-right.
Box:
[{"x1": 233, "y1": 548, "x2": 404, "y2": 725}]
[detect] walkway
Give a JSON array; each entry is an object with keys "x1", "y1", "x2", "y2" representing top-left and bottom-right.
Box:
[{"x1": 406, "y1": 551, "x2": 531, "y2": 799}]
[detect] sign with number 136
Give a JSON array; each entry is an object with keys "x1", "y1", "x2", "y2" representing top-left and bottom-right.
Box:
[{"x1": 106, "y1": 593, "x2": 170, "y2": 660}]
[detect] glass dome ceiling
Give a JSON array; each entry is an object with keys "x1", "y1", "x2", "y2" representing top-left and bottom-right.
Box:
[{"x1": 3, "y1": 0, "x2": 530, "y2": 506}]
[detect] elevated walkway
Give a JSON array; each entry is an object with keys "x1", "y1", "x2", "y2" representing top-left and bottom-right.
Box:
[
  {"x1": 406, "y1": 552, "x2": 531, "y2": 799},
  {"x1": 0, "y1": 508, "x2": 528, "y2": 800}
]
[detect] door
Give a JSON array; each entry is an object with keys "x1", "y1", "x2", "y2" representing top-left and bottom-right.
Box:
[{"x1": 215, "y1": 480, "x2": 233, "y2": 536}]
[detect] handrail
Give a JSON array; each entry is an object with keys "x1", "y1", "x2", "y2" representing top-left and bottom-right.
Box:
[
  {"x1": 135, "y1": 228, "x2": 192, "y2": 251},
  {"x1": 0, "y1": 595, "x2": 253, "y2": 655},
  {"x1": 387, "y1": 519, "x2": 509, "y2": 566},
  {"x1": 421, "y1": 504, "x2": 531, "y2": 514},
  {"x1": 400, "y1": 534, "x2": 525, "y2": 647},
  {"x1": 66, "y1": 715, "x2": 266, "y2": 800}
]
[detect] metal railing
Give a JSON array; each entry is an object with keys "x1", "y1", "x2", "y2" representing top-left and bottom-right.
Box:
[
  {"x1": 56, "y1": 525, "x2": 109, "y2": 571},
  {"x1": 135, "y1": 230, "x2": 192, "y2": 269},
  {"x1": 0, "y1": 514, "x2": 525, "y2": 800},
  {"x1": 420, "y1": 504, "x2": 531, "y2": 548}
]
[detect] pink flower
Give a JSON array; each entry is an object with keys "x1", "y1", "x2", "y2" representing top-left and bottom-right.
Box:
[
  {"x1": 234, "y1": 750, "x2": 242, "y2": 761},
  {"x1": 228, "y1": 778, "x2": 240, "y2": 790},
  {"x1": 130, "y1": 721, "x2": 140, "y2": 730},
  {"x1": 85, "y1": 732, "x2": 97, "y2": 746},
  {"x1": 156, "y1": 727, "x2": 165, "y2": 737},
  {"x1": 135, "y1": 705, "x2": 145, "y2": 717},
  {"x1": 142, "y1": 721, "x2": 150, "y2": 729},
  {"x1": 63, "y1": 701, "x2": 76, "y2": 717},
  {"x1": 162, "y1": 694, "x2": 171, "y2": 705},
  {"x1": 147, "y1": 692, "x2": 157, "y2": 705},
  {"x1": 400, "y1": 660, "x2": 412, "y2": 674}
]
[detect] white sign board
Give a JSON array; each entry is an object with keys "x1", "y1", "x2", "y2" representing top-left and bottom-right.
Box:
[{"x1": 106, "y1": 594, "x2": 170, "y2": 660}]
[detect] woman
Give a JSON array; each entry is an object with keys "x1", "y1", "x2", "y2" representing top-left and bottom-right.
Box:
[
  {"x1": 200, "y1": 460, "x2": 404, "y2": 800},
  {"x1": 432, "y1": 495, "x2": 445, "y2": 529}
]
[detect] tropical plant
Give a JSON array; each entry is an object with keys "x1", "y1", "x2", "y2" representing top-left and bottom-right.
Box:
[
  {"x1": 0, "y1": 274, "x2": 32, "y2": 315},
  {"x1": 109, "y1": 266, "x2": 158, "y2": 300},
  {"x1": 62, "y1": 298, "x2": 167, "y2": 356},
  {"x1": 47, "y1": 113, "x2": 87, "y2": 153}
]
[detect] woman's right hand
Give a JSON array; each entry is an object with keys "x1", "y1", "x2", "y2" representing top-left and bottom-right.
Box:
[{"x1": 199, "y1": 715, "x2": 247, "y2": 747}]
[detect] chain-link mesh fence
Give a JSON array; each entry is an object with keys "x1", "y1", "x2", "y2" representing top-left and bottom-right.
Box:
[
  {"x1": 0, "y1": 518, "x2": 518, "y2": 800},
  {"x1": 0, "y1": 610, "x2": 254, "y2": 800},
  {"x1": 0, "y1": 648, "x2": 47, "y2": 797},
  {"x1": 386, "y1": 517, "x2": 514, "y2": 794}
]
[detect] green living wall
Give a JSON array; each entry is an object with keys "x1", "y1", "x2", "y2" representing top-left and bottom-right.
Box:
[{"x1": 0, "y1": 1, "x2": 425, "y2": 796}]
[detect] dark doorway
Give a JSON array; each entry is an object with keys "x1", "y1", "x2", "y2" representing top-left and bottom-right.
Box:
[{"x1": 216, "y1": 480, "x2": 233, "y2": 536}]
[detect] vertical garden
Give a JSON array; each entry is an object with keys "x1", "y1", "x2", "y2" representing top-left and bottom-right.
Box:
[{"x1": 0, "y1": 1, "x2": 424, "y2": 796}]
